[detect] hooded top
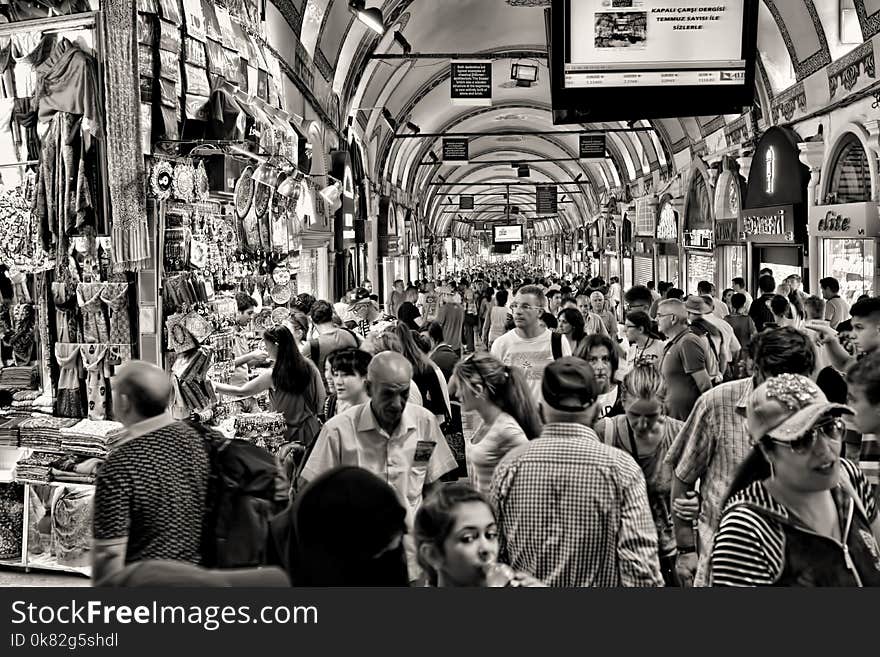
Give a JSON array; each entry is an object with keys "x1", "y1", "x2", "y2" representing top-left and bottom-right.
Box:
[{"x1": 709, "y1": 459, "x2": 880, "y2": 587}]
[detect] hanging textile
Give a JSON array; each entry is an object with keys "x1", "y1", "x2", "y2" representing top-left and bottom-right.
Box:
[
  {"x1": 105, "y1": 0, "x2": 151, "y2": 271},
  {"x1": 9, "y1": 303, "x2": 35, "y2": 365},
  {"x1": 79, "y1": 344, "x2": 109, "y2": 420},
  {"x1": 54, "y1": 343, "x2": 84, "y2": 419},
  {"x1": 100, "y1": 282, "x2": 131, "y2": 344},
  {"x1": 76, "y1": 282, "x2": 109, "y2": 344},
  {"x1": 12, "y1": 97, "x2": 39, "y2": 162},
  {"x1": 51, "y1": 487, "x2": 93, "y2": 567},
  {"x1": 51, "y1": 278, "x2": 79, "y2": 343}
]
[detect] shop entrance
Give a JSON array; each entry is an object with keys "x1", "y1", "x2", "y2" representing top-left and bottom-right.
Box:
[{"x1": 753, "y1": 245, "x2": 802, "y2": 290}]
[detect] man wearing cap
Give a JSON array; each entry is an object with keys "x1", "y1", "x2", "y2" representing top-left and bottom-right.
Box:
[
  {"x1": 666, "y1": 327, "x2": 819, "y2": 587},
  {"x1": 489, "y1": 357, "x2": 663, "y2": 587},
  {"x1": 687, "y1": 295, "x2": 741, "y2": 382},
  {"x1": 657, "y1": 299, "x2": 712, "y2": 421}
]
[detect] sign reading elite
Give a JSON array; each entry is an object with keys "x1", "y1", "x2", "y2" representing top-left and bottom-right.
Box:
[{"x1": 451, "y1": 60, "x2": 492, "y2": 106}]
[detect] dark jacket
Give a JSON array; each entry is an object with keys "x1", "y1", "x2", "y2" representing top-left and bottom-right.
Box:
[{"x1": 749, "y1": 293, "x2": 776, "y2": 333}]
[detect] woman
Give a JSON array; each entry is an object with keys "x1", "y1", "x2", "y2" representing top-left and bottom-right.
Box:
[
  {"x1": 721, "y1": 288, "x2": 734, "y2": 312},
  {"x1": 395, "y1": 324, "x2": 450, "y2": 423},
  {"x1": 214, "y1": 325, "x2": 325, "y2": 479},
  {"x1": 288, "y1": 311, "x2": 310, "y2": 344},
  {"x1": 415, "y1": 482, "x2": 543, "y2": 587},
  {"x1": 396, "y1": 301, "x2": 422, "y2": 332},
  {"x1": 594, "y1": 363, "x2": 683, "y2": 584},
  {"x1": 622, "y1": 310, "x2": 666, "y2": 374},
  {"x1": 321, "y1": 348, "x2": 372, "y2": 422},
  {"x1": 452, "y1": 352, "x2": 541, "y2": 493},
  {"x1": 271, "y1": 467, "x2": 410, "y2": 586},
  {"x1": 709, "y1": 374, "x2": 880, "y2": 586},
  {"x1": 557, "y1": 307, "x2": 588, "y2": 358},
  {"x1": 478, "y1": 286, "x2": 495, "y2": 344},
  {"x1": 361, "y1": 325, "x2": 425, "y2": 408},
  {"x1": 583, "y1": 334, "x2": 624, "y2": 419},
  {"x1": 481, "y1": 289, "x2": 510, "y2": 349}
]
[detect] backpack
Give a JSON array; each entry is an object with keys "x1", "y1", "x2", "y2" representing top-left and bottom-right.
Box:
[
  {"x1": 187, "y1": 421, "x2": 289, "y2": 569},
  {"x1": 551, "y1": 331, "x2": 563, "y2": 360}
]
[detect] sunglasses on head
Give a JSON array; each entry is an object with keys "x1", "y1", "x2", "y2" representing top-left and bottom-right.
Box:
[{"x1": 765, "y1": 417, "x2": 846, "y2": 455}]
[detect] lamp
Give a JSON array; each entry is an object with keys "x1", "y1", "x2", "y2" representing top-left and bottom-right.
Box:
[
  {"x1": 253, "y1": 162, "x2": 278, "y2": 186},
  {"x1": 276, "y1": 172, "x2": 302, "y2": 200},
  {"x1": 349, "y1": 0, "x2": 385, "y2": 35},
  {"x1": 320, "y1": 181, "x2": 343, "y2": 214},
  {"x1": 405, "y1": 121, "x2": 421, "y2": 134},
  {"x1": 393, "y1": 30, "x2": 412, "y2": 55},
  {"x1": 517, "y1": 165, "x2": 530, "y2": 178},
  {"x1": 381, "y1": 108, "x2": 398, "y2": 132},
  {"x1": 511, "y1": 62, "x2": 539, "y2": 87}
]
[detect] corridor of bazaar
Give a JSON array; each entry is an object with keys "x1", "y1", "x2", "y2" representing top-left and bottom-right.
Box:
[{"x1": 0, "y1": 0, "x2": 877, "y2": 589}]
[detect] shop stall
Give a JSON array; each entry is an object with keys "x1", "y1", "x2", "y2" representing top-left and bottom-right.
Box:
[
  {"x1": 655, "y1": 196, "x2": 680, "y2": 288},
  {"x1": 713, "y1": 157, "x2": 747, "y2": 290},
  {"x1": 632, "y1": 196, "x2": 656, "y2": 287},
  {"x1": 742, "y1": 127, "x2": 810, "y2": 291},
  {"x1": 621, "y1": 211, "x2": 634, "y2": 291},
  {"x1": 682, "y1": 161, "x2": 715, "y2": 295}
]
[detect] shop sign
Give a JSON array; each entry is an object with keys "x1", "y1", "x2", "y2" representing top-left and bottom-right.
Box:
[
  {"x1": 684, "y1": 229, "x2": 714, "y2": 250},
  {"x1": 808, "y1": 202, "x2": 880, "y2": 237},
  {"x1": 536, "y1": 185, "x2": 558, "y2": 214},
  {"x1": 331, "y1": 151, "x2": 356, "y2": 246},
  {"x1": 655, "y1": 202, "x2": 678, "y2": 242},
  {"x1": 715, "y1": 218, "x2": 740, "y2": 244},
  {"x1": 443, "y1": 138, "x2": 469, "y2": 164},
  {"x1": 741, "y1": 205, "x2": 791, "y2": 239},
  {"x1": 579, "y1": 134, "x2": 605, "y2": 160}
]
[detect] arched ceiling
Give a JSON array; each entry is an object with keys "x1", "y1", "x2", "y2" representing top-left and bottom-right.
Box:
[{"x1": 271, "y1": 0, "x2": 867, "y2": 233}]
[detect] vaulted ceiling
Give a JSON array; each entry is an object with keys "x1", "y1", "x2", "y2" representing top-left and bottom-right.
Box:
[{"x1": 270, "y1": 0, "x2": 864, "y2": 232}]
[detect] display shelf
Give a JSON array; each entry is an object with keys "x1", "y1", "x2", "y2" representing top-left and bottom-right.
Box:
[{"x1": 23, "y1": 553, "x2": 90, "y2": 577}]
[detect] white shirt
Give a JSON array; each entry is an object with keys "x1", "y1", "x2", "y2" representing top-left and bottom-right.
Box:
[
  {"x1": 466, "y1": 412, "x2": 528, "y2": 494},
  {"x1": 491, "y1": 328, "x2": 572, "y2": 403}
]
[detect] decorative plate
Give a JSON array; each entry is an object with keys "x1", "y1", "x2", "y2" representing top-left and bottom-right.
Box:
[
  {"x1": 189, "y1": 239, "x2": 208, "y2": 269},
  {"x1": 253, "y1": 180, "x2": 271, "y2": 220},
  {"x1": 173, "y1": 161, "x2": 195, "y2": 203},
  {"x1": 194, "y1": 160, "x2": 210, "y2": 201},
  {"x1": 272, "y1": 267, "x2": 291, "y2": 286},
  {"x1": 270, "y1": 282, "x2": 291, "y2": 305},
  {"x1": 271, "y1": 307, "x2": 289, "y2": 325},
  {"x1": 150, "y1": 160, "x2": 174, "y2": 200},
  {"x1": 234, "y1": 166, "x2": 255, "y2": 219}
]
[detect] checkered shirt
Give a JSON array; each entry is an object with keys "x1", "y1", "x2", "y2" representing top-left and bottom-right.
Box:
[
  {"x1": 664, "y1": 378, "x2": 753, "y2": 586},
  {"x1": 489, "y1": 423, "x2": 663, "y2": 587}
]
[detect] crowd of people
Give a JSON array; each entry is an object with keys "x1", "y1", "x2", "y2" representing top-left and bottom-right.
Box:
[{"x1": 88, "y1": 261, "x2": 880, "y2": 587}]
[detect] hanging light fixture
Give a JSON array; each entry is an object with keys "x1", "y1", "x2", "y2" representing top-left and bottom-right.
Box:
[
  {"x1": 349, "y1": 0, "x2": 385, "y2": 35},
  {"x1": 276, "y1": 171, "x2": 302, "y2": 200},
  {"x1": 253, "y1": 162, "x2": 278, "y2": 186}
]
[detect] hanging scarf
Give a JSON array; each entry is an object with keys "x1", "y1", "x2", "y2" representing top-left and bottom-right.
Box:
[
  {"x1": 104, "y1": 0, "x2": 150, "y2": 271},
  {"x1": 54, "y1": 343, "x2": 81, "y2": 390},
  {"x1": 80, "y1": 344, "x2": 108, "y2": 420},
  {"x1": 99, "y1": 282, "x2": 131, "y2": 344}
]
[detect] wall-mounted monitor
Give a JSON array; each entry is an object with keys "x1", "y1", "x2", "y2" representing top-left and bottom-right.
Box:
[
  {"x1": 549, "y1": 0, "x2": 758, "y2": 123},
  {"x1": 493, "y1": 224, "x2": 524, "y2": 244}
]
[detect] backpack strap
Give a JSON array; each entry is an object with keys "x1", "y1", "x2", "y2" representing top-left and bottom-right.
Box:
[
  {"x1": 601, "y1": 417, "x2": 614, "y2": 446},
  {"x1": 551, "y1": 331, "x2": 562, "y2": 360}
]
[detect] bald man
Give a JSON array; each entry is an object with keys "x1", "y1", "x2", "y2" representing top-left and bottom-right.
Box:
[
  {"x1": 300, "y1": 352, "x2": 456, "y2": 581},
  {"x1": 92, "y1": 361, "x2": 211, "y2": 585}
]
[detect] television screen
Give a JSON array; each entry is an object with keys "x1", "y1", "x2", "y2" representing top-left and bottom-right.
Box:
[
  {"x1": 494, "y1": 224, "x2": 523, "y2": 244},
  {"x1": 549, "y1": 0, "x2": 758, "y2": 123}
]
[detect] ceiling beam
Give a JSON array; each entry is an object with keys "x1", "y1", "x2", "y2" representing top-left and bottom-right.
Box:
[
  {"x1": 418, "y1": 156, "x2": 589, "y2": 167},
  {"x1": 427, "y1": 181, "x2": 592, "y2": 187},
  {"x1": 369, "y1": 50, "x2": 546, "y2": 60},
  {"x1": 394, "y1": 127, "x2": 655, "y2": 139}
]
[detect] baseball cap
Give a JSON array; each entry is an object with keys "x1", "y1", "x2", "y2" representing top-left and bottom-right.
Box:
[
  {"x1": 541, "y1": 357, "x2": 599, "y2": 412},
  {"x1": 746, "y1": 374, "x2": 852, "y2": 441}
]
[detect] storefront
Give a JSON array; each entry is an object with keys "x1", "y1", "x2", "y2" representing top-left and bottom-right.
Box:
[
  {"x1": 632, "y1": 197, "x2": 656, "y2": 287},
  {"x1": 807, "y1": 129, "x2": 880, "y2": 301},
  {"x1": 378, "y1": 196, "x2": 403, "y2": 304},
  {"x1": 713, "y1": 158, "x2": 747, "y2": 290},
  {"x1": 682, "y1": 161, "x2": 715, "y2": 294},
  {"x1": 621, "y1": 211, "x2": 634, "y2": 290},
  {"x1": 742, "y1": 127, "x2": 810, "y2": 291},
  {"x1": 655, "y1": 196, "x2": 680, "y2": 288},
  {"x1": 809, "y1": 203, "x2": 880, "y2": 302},
  {"x1": 332, "y1": 148, "x2": 358, "y2": 296}
]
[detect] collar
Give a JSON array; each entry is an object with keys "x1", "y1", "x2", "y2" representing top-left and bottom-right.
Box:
[
  {"x1": 356, "y1": 402, "x2": 419, "y2": 440},
  {"x1": 541, "y1": 422, "x2": 600, "y2": 441},
  {"x1": 116, "y1": 412, "x2": 175, "y2": 448}
]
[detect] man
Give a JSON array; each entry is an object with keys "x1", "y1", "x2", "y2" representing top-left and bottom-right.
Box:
[
  {"x1": 92, "y1": 362, "x2": 211, "y2": 584},
  {"x1": 665, "y1": 327, "x2": 818, "y2": 587},
  {"x1": 493, "y1": 285, "x2": 572, "y2": 403},
  {"x1": 461, "y1": 279, "x2": 479, "y2": 354},
  {"x1": 656, "y1": 299, "x2": 712, "y2": 421},
  {"x1": 361, "y1": 279, "x2": 373, "y2": 294},
  {"x1": 847, "y1": 351, "x2": 880, "y2": 498},
  {"x1": 758, "y1": 267, "x2": 773, "y2": 278},
  {"x1": 689, "y1": 295, "x2": 741, "y2": 380},
  {"x1": 590, "y1": 291, "x2": 618, "y2": 337},
  {"x1": 697, "y1": 281, "x2": 728, "y2": 319},
  {"x1": 749, "y1": 274, "x2": 776, "y2": 333},
  {"x1": 301, "y1": 352, "x2": 456, "y2": 580},
  {"x1": 647, "y1": 281, "x2": 661, "y2": 302},
  {"x1": 821, "y1": 276, "x2": 850, "y2": 329},
  {"x1": 804, "y1": 295, "x2": 825, "y2": 322},
  {"x1": 230, "y1": 292, "x2": 266, "y2": 412},
  {"x1": 784, "y1": 273, "x2": 807, "y2": 300},
  {"x1": 577, "y1": 294, "x2": 611, "y2": 337},
  {"x1": 436, "y1": 289, "x2": 465, "y2": 357},
  {"x1": 420, "y1": 321, "x2": 458, "y2": 382},
  {"x1": 810, "y1": 296, "x2": 880, "y2": 372},
  {"x1": 388, "y1": 279, "x2": 405, "y2": 317},
  {"x1": 546, "y1": 289, "x2": 562, "y2": 317},
  {"x1": 301, "y1": 300, "x2": 361, "y2": 390},
  {"x1": 731, "y1": 277, "x2": 753, "y2": 312},
  {"x1": 624, "y1": 285, "x2": 654, "y2": 317},
  {"x1": 608, "y1": 276, "x2": 622, "y2": 321},
  {"x1": 490, "y1": 357, "x2": 663, "y2": 587}
]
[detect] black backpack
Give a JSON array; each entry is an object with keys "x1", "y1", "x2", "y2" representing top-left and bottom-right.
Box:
[
  {"x1": 187, "y1": 421, "x2": 289, "y2": 568},
  {"x1": 551, "y1": 331, "x2": 563, "y2": 360}
]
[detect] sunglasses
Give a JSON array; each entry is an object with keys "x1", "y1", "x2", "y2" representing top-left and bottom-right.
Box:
[{"x1": 765, "y1": 417, "x2": 846, "y2": 455}]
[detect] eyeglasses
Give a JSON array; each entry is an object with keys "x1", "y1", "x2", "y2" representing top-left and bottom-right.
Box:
[
  {"x1": 509, "y1": 303, "x2": 542, "y2": 312},
  {"x1": 624, "y1": 323, "x2": 639, "y2": 330},
  {"x1": 656, "y1": 313, "x2": 675, "y2": 319},
  {"x1": 766, "y1": 417, "x2": 846, "y2": 455}
]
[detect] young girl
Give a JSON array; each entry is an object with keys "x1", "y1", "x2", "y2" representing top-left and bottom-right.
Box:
[
  {"x1": 321, "y1": 348, "x2": 372, "y2": 422},
  {"x1": 452, "y1": 352, "x2": 541, "y2": 493},
  {"x1": 415, "y1": 482, "x2": 543, "y2": 587}
]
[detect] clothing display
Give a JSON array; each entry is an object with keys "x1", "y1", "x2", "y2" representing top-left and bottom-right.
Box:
[
  {"x1": 77, "y1": 282, "x2": 109, "y2": 344},
  {"x1": 100, "y1": 282, "x2": 132, "y2": 344},
  {"x1": 54, "y1": 343, "x2": 84, "y2": 418},
  {"x1": 0, "y1": 484, "x2": 24, "y2": 560},
  {"x1": 0, "y1": 365, "x2": 38, "y2": 390},
  {"x1": 51, "y1": 486, "x2": 94, "y2": 566},
  {"x1": 14, "y1": 452, "x2": 58, "y2": 483},
  {"x1": 59, "y1": 419, "x2": 122, "y2": 457},
  {"x1": 79, "y1": 344, "x2": 109, "y2": 420}
]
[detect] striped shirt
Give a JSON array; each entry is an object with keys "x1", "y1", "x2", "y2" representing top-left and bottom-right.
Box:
[
  {"x1": 490, "y1": 423, "x2": 663, "y2": 587},
  {"x1": 709, "y1": 460, "x2": 878, "y2": 586},
  {"x1": 664, "y1": 378, "x2": 754, "y2": 586}
]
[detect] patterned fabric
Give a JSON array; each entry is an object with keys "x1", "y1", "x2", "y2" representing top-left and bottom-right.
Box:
[
  {"x1": 79, "y1": 344, "x2": 109, "y2": 420},
  {"x1": 490, "y1": 423, "x2": 663, "y2": 587},
  {"x1": 52, "y1": 487, "x2": 94, "y2": 567},
  {"x1": 100, "y1": 282, "x2": 132, "y2": 344},
  {"x1": 54, "y1": 343, "x2": 84, "y2": 419},
  {"x1": 664, "y1": 378, "x2": 753, "y2": 586},
  {"x1": 77, "y1": 282, "x2": 109, "y2": 343},
  {"x1": 52, "y1": 280, "x2": 79, "y2": 343},
  {"x1": 93, "y1": 421, "x2": 211, "y2": 565}
]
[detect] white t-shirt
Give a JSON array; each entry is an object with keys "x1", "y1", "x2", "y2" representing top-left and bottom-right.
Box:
[
  {"x1": 595, "y1": 385, "x2": 619, "y2": 420},
  {"x1": 466, "y1": 412, "x2": 528, "y2": 494},
  {"x1": 491, "y1": 328, "x2": 572, "y2": 403}
]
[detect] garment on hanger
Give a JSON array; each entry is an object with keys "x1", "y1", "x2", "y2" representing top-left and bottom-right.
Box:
[
  {"x1": 54, "y1": 342, "x2": 84, "y2": 419},
  {"x1": 100, "y1": 282, "x2": 131, "y2": 344},
  {"x1": 79, "y1": 343, "x2": 109, "y2": 420},
  {"x1": 76, "y1": 282, "x2": 108, "y2": 344},
  {"x1": 12, "y1": 96, "x2": 40, "y2": 162},
  {"x1": 51, "y1": 279, "x2": 79, "y2": 343},
  {"x1": 10, "y1": 303, "x2": 35, "y2": 365}
]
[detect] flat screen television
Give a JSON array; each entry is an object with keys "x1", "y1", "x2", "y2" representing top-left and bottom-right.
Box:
[
  {"x1": 549, "y1": 0, "x2": 758, "y2": 123},
  {"x1": 494, "y1": 224, "x2": 523, "y2": 244}
]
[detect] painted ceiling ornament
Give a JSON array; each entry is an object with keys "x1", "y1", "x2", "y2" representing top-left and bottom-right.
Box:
[{"x1": 150, "y1": 160, "x2": 174, "y2": 200}]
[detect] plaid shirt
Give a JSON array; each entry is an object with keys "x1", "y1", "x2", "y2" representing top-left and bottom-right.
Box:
[
  {"x1": 489, "y1": 423, "x2": 663, "y2": 587},
  {"x1": 664, "y1": 378, "x2": 753, "y2": 586}
]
